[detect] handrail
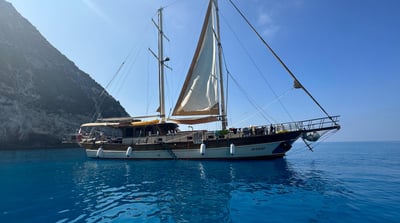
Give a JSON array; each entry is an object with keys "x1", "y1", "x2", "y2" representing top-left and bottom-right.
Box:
[{"x1": 270, "y1": 116, "x2": 340, "y2": 133}]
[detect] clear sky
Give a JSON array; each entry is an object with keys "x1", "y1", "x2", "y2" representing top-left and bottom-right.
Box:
[{"x1": 7, "y1": 0, "x2": 400, "y2": 142}]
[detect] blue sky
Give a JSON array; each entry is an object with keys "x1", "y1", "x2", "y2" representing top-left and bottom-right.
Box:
[{"x1": 7, "y1": 0, "x2": 400, "y2": 142}]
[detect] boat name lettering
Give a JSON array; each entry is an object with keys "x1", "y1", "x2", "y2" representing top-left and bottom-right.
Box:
[{"x1": 251, "y1": 147, "x2": 265, "y2": 151}]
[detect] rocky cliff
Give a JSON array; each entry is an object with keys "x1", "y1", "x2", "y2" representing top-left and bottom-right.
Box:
[{"x1": 0, "y1": 0, "x2": 129, "y2": 148}]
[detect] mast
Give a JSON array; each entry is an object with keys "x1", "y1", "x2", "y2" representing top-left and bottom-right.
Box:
[
  {"x1": 157, "y1": 7, "x2": 166, "y2": 123},
  {"x1": 213, "y1": 0, "x2": 227, "y2": 130}
]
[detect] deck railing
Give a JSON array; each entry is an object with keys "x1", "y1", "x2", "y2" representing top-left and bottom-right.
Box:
[
  {"x1": 80, "y1": 116, "x2": 340, "y2": 144},
  {"x1": 274, "y1": 116, "x2": 340, "y2": 133}
]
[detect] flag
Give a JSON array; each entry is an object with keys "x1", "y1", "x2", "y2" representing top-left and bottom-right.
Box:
[{"x1": 294, "y1": 80, "x2": 302, "y2": 89}]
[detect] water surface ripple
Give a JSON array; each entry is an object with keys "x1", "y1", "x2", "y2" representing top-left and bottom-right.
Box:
[{"x1": 0, "y1": 142, "x2": 399, "y2": 222}]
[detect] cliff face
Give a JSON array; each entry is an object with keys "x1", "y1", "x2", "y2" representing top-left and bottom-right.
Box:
[{"x1": 0, "y1": 0, "x2": 128, "y2": 148}]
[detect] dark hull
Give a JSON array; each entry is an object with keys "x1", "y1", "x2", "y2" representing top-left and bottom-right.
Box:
[{"x1": 81, "y1": 131, "x2": 302, "y2": 160}]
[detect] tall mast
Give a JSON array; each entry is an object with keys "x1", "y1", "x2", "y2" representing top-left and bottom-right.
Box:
[
  {"x1": 213, "y1": 0, "x2": 227, "y2": 130},
  {"x1": 158, "y1": 7, "x2": 166, "y2": 123}
]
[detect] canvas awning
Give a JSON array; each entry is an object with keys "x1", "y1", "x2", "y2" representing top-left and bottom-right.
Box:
[{"x1": 80, "y1": 122, "x2": 120, "y2": 127}]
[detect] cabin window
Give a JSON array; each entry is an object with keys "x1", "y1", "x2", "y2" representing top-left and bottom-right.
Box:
[
  {"x1": 134, "y1": 128, "x2": 142, "y2": 137},
  {"x1": 156, "y1": 123, "x2": 179, "y2": 135},
  {"x1": 124, "y1": 128, "x2": 133, "y2": 137},
  {"x1": 144, "y1": 125, "x2": 157, "y2": 136}
]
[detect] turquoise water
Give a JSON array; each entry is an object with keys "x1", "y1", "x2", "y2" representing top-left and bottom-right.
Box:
[{"x1": 0, "y1": 142, "x2": 399, "y2": 222}]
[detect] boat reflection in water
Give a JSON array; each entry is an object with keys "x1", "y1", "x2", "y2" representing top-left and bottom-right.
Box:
[{"x1": 68, "y1": 158, "x2": 338, "y2": 222}]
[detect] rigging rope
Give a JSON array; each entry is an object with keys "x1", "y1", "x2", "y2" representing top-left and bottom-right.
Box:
[
  {"x1": 226, "y1": 68, "x2": 276, "y2": 123},
  {"x1": 114, "y1": 45, "x2": 145, "y2": 97},
  {"x1": 228, "y1": 0, "x2": 337, "y2": 125},
  {"x1": 219, "y1": 12, "x2": 295, "y2": 123},
  {"x1": 100, "y1": 61, "x2": 125, "y2": 97},
  {"x1": 87, "y1": 60, "x2": 126, "y2": 123},
  {"x1": 295, "y1": 128, "x2": 340, "y2": 152},
  {"x1": 218, "y1": 39, "x2": 279, "y2": 124}
]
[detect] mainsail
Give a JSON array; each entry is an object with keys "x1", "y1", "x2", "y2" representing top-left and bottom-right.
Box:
[{"x1": 172, "y1": 1, "x2": 221, "y2": 118}]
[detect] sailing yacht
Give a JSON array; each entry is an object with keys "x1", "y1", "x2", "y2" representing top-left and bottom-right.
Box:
[{"x1": 78, "y1": 0, "x2": 340, "y2": 159}]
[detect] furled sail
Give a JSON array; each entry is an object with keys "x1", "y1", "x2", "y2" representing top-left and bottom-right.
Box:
[{"x1": 172, "y1": 1, "x2": 220, "y2": 117}]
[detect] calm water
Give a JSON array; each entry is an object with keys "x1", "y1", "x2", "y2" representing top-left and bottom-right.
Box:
[{"x1": 0, "y1": 142, "x2": 399, "y2": 223}]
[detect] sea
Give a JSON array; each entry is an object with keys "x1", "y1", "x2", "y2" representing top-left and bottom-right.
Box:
[{"x1": 0, "y1": 142, "x2": 399, "y2": 223}]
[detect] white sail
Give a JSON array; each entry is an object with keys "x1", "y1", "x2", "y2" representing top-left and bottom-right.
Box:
[{"x1": 172, "y1": 1, "x2": 220, "y2": 117}]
